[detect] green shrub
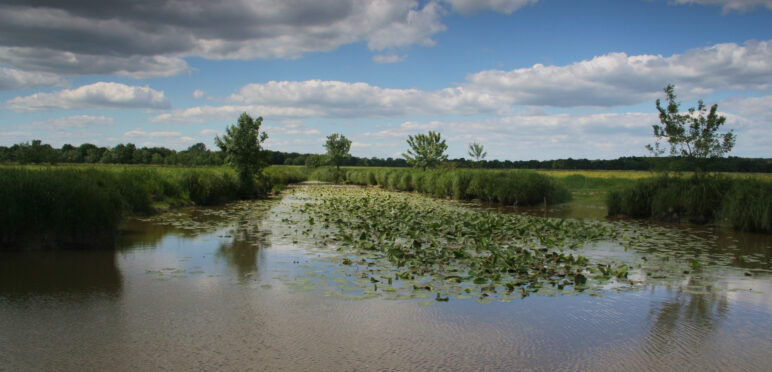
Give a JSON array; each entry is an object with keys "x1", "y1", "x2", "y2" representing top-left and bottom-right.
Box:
[
  {"x1": 606, "y1": 174, "x2": 770, "y2": 232},
  {"x1": 340, "y1": 168, "x2": 569, "y2": 206}
]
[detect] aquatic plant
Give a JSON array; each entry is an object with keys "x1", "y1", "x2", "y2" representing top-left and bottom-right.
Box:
[{"x1": 287, "y1": 186, "x2": 629, "y2": 299}]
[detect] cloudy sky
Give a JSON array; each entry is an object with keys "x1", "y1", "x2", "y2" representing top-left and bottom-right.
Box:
[{"x1": 1, "y1": 0, "x2": 770, "y2": 160}]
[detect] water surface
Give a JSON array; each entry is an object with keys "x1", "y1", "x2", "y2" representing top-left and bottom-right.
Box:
[{"x1": 1, "y1": 185, "x2": 770, "y2": 371}]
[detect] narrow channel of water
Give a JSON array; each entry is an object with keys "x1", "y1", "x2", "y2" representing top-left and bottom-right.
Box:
[{"x1": 1, "y1": 185, "x2": 770, "y2": 371}]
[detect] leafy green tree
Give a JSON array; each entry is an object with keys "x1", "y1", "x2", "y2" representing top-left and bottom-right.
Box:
[
  {"x1": 647, "y1": 84, "x2": 736, "y2": 173},
  {"x1": 187, "y1": 142, "x2": 208, "y2": 153},
  {"x1": 403, "y1": 131, "x2": 448, "y2": 170},
  {"x1": 467, "y1": 142, "x2": 487, "y2": 166},
  {"x1": 324, "y1": 133, "x2": 351, "y2": 170},
  {"x1": 215, "y1": 113, "x2": 269, "y2": 196},
  {"x1": 305, "y1": 154, "x2": 324, "y2": 168}
]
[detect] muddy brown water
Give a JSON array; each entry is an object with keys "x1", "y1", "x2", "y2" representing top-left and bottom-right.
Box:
[{"x1": 1, "y1": 186, "x2": 770, "y2": 371}]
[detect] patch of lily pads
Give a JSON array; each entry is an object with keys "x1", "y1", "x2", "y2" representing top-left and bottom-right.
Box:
[{"x1": 268, "y1": 185, "x2": 769, "y2": 302}]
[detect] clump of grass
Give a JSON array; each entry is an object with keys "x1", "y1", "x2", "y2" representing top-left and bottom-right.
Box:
[
  {"x1": 719, "y1": 178, "x2": 771, "y2": 232},
  {"x1": 0, "y1": 168, "x2": 124, "y2": 248},
  {"x1": 0, "y1": 165, "x2": 302, "y2": 249},
  {"x1": 339, "y1": 168, "x2": 570, "y2": 206},
  {"x1": 607, "y1": 174, "x2": 771, "y2": 232}
]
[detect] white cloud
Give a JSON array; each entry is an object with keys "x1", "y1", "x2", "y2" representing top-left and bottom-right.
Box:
[
  {"x1": 227, "y1": 80, "x2": 505, "y2": 117},
  {"x1": 0, "y1": 67, "x2": 67, "y2": 90},
  {"x1": 466, "y1": 40, "x2": 772, "y2": 107},
  {"x1": 5, "y1": 82, "x2": 170, "y2": 112},
  {"x1": 150, "y1": 104, "x2": 320, "y2": 123},
  {"x1": 151, "y1": 39, "x2": 772, "y2": 125},
  {"x1": 199, "y1": 129, "x2": 221, "y2": 136},
  {"x1": 373, "y1": 54, "x2": 407, "y2": 64},
  {"x1": 193, "y1": 89, "x2": 206, "y2": 99},
  {"x1": 444, "y1": 0, "x2": 538, "y2": 15},
  {"x1": 671, "y1": 0, "x2": 772, "y2": 13},
  {"x1": 124, "y1": 129, "x2": 183, "y2": 138},
  {"x1": 22, "y1": 115, "x2": 114, "y2": 130},
  {"x1": 263, "y1": 120, "x2": 321, "y2": 136}
]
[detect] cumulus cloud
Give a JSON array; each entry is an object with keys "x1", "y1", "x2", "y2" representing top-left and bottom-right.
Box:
[
  {"x1": 264, "y1": 120, "x2": 321, "y2": 136},
  {"x1": 444, "y1": 0, "x2": 538, "y2": 15},
  {"x1": 671, "y1": 0, "x2": 772, "y2": 13},
  {"x1": 0, "y1": 0, "x2": 448, "y2": 78},
  {"x1": 722, "y1": 95, "x2": 772, "y2": 120},
  {"x1": 149, "y1": 40, "x2": 772, "y2": 123},
  {"x1": 193, "y1": 89, "x2": 206, "y2": 99},
  {"x1": 150, "y1": 104, "x2": 320, "y2": 123},
  {"x1": 124, "y1": 129, "x2": 183, "y2": 138},
  {"x1": 227, "y1": 80, "x2": 505, "y2": 117},
  {"x1": 466, "y1": 40, "x2": 772, "y2": 107},
  {"x1": 22, "y1": 115, "x2": 114, "y2": 130},
  {"x1": 5, "y1": 82, "x2": 170, "y2": 112},
  {"x1": 373, "y1": 54, "x2": 407, "y2": 64},
  {"x1": 0, "y1": 67, "x2": 67, "y2": 90}
]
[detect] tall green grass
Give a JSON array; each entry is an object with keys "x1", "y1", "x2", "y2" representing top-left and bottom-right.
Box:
[
  {"x1": 0, "y1": 165, "x2": 306, "y2": 249},
  {"x1": 337, "y1": 168, "x2": 570, "y2": 206},
  {"x1": 607, "y1": 175, "x2": 771, "y2": 232}
]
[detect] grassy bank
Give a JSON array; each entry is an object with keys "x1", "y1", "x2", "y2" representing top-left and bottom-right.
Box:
[
  {"x1": 309, "y1": 167, "x2": 571, "y2": 206},
  {"x1": 0, "y1": 165, "x2": 309, "y2": 249},
  {"x1": 607, "y1": 175, "x2": 771, "y2": 232}
]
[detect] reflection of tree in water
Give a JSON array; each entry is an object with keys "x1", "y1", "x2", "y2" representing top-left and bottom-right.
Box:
[
  {"x1": 0, "y1": 249, "x2": 122, "y2": 299},
  {"x1": 216, "y1": 217, "x2": 272, "y2": 279},
  {"x1": 641, "y1": 277, "x2": 729, "y2": 358}
]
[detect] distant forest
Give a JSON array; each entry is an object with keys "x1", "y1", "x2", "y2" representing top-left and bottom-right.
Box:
[{"x1": 1, "y1": 140, "x2": 769, "y2": 172}]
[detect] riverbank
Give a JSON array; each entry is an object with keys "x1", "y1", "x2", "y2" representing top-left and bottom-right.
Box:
[{"x1": 0, "y1": 165, "x2": 307, "y2": 249}]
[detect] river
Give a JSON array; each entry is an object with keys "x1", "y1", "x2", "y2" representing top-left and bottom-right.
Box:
[{"x1": 1, "y1": 185, "x2": 770, "y2": 371}]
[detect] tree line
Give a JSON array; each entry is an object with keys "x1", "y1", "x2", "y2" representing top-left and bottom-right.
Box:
[{"x1": 1, "y1": 139, "x2": 769, "y2": 172}]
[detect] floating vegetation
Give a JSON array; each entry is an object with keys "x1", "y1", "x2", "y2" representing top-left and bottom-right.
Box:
[
  {"x1": 131, "y1": 184, "x2": 770, "y2": 303},
  {"x1": 267, "y1": 186, "x2": 630, "y2": 300}
]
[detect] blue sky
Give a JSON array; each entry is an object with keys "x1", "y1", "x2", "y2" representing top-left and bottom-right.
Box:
[{"x1": 1, "y1": 0, "x2": 770, "y2": 160}]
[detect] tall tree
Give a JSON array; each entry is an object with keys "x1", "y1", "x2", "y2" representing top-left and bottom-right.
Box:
[
  {"x1": 215, "y1": 113, "x2": 268, "y2": 196},
  {"x1": 324, "y1": 133, "x2": 351, "y2": 170},
  {"x1": 467, "y1": 142, "x2": 487, "y2": 165},
  {"x1": 403, "y1": 131, "x2": 448, "y2": 170},
  {"x1": 647, "y1": 84, "x2": 735, "y2": 173}
]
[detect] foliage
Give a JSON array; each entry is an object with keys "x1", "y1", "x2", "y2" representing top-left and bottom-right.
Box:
[
  {"x1": 606, "y1": 174, "x2": 771, "y2": 232},
  {"x1": 341, "y1": 168, "x2": 571, "y2": 206},
  {"x1": 647, "y1": 84, "x2": 736, "y2": 172},
  {"x1": 0, "y1": 164, "x2": 309, "y2": 249},
  {"x1": 324, "y1": 133, "x2": 352, "y2": 170},
  {"x1": 305, "y1": 154, "x2": 324, "y2": 168},
  {"x1": 294, "y1": 186, "x2": 625, "y2": 298},
  {"x1": 215, "y1": 113, "x2": 269, "y2": 197},
  {"x1": 467, "y1": 142, "x2": 487, "y2": 164},
  {"x1": 403, "y1": 131, "x2": 448, "y2": 170},
  {"x1": 2, "y1": 138, "x2": 769, "y2": 173}
]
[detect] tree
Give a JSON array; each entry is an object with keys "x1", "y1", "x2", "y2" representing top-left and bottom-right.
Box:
[
  {"x1": 646, "y1": 84, "x2": 736, "y2": 173},
  {"x1": 187, "y1": 142, "x2": 208, "y2": 153},
  {"x1": 215, "y1": 113, "x2": 269, "y2": 196},
  {"x1": 305, "y1": 154, "x2": 324, "y2": 168},
  {"x1": 467, "y1": 142, "x2": 487, "y2": 166},
  {"x1": 324, "y1": 133, "x2": 351, "y2": 170},
  {"x1": 403, "y1": 131, "x2": 448, "y2": 170}
]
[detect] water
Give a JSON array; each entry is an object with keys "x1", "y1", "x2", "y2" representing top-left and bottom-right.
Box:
[{"x1": 1, "y1": 186, "x2": 770, "y2": 371}]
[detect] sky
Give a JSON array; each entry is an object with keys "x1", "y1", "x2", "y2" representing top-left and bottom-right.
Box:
[{"x1": 0, "y1": 0, "x2": 770, "y2": 161}]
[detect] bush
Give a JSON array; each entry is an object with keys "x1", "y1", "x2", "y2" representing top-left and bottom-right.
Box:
[
  {"x1": 339, "y1": 168, "x2": 569, "y2": 206},
  {"x1": 606, "y1": 174, "x2": 770, "y2": 232}
]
